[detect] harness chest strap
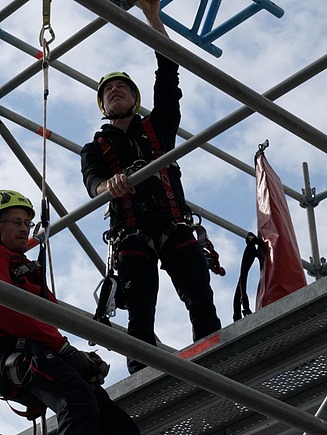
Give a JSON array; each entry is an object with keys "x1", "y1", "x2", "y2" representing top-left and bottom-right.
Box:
[
  {"x1": 97, "y1": 136, "x2": 137, "y2": 229},
  {"x1": 10, "y1": 261, "x2": 41, "y2": 278},
  {"x1": 97, "y1": 117, "x2": 184, "y2": 229}
]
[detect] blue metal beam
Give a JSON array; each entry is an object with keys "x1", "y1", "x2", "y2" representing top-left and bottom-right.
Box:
[{"x1": 159, "y1": 0, "x2": 284, "y2": 57}]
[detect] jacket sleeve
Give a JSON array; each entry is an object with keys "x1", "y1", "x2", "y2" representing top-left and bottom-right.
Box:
[
  {"x1": 0, "y1": 248, "x2": 67, "y2": 353},
  {"x1": 80, "y1": 140, "x2": 108, "y2": 198},
  {"x1": 150, "y1": 51, "x2": 182, "y2": 150}
]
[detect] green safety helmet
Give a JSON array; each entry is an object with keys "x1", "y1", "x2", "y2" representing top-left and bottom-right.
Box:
[
  {"x1": 97, "y1": 71, "x2": 141, "y2": 117},
  {"x1": 0, "y1": 190, "x2": 35, "y2": 219}
]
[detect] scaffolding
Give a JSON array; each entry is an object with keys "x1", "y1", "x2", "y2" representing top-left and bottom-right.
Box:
[
  {"x1": 1, "y1": 275, "x2": 327, "y2": 434},
  {"x1": 1, "y1": 0, "x2": 327, "y2": 434}
]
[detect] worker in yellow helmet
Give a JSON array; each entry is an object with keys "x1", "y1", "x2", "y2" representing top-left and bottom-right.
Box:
[
  {"x1": 81, "y1": 0, "x2": 221, "y2": 375},
  {"x1": 97, "y1": 71, "x2": 141, "y2": 120}
]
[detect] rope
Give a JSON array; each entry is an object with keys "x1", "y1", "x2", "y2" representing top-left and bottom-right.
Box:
[{"x1": 35, "y1": 1, "x2": 56, "y2": 297}]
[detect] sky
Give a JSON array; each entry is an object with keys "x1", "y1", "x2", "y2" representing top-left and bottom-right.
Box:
[{"x1": 1, "y1": 0, "x2": 327, "y2": 433}]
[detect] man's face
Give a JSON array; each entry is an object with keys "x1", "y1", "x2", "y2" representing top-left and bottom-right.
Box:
[
  {"x1": 0, "y1": 208, "x2": 32, "y2": 253},
  {"x1": 102, "y1": 79, "x2": 135, "y2": 116}
]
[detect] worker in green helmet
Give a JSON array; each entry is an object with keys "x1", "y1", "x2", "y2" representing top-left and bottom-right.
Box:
[
  {"x1": 81, "y1": 0, "x2": 221, "y2": 375},
  {"x1": 0, "y1": 190, "x2": 140, "y2": 434}
]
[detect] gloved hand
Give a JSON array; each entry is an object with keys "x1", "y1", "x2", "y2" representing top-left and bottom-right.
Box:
[{"x1": 59, "y1": 343, "x2": 109, "y2": 386}]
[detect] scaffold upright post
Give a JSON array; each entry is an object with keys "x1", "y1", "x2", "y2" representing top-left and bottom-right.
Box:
[{"x1": 301, "y1": 162, "x2": 323, "y2": 279}]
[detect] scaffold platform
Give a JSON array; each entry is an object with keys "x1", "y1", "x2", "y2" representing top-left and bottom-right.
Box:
[{"x1": 19, "y1": 275, "x2": 327, "y2": 435}]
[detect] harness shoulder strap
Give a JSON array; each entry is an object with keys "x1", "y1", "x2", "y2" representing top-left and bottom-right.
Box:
[{"x1": 141, "y1": 117, "x2": 183, "y2": 221}]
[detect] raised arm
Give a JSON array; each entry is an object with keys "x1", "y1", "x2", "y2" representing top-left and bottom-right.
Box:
[{"x1": 137, "y1": 0, "x2": 168, "y2": 37}]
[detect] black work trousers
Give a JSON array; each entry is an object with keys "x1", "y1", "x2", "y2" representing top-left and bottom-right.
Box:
[
  {"x1": 0, "y1": 344, "x2": 140, "y2": 435},
  {"x1": 118, "y1": 225, "x2": 221, "y2": 374}
]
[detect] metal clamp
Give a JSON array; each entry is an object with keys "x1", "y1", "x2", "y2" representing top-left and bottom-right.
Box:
[{"x1": 4, "y1": 352, "x2": 22, "y2": 385}]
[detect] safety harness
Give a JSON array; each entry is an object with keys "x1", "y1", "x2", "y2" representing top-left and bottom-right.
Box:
[
  {"x1": 1, "y1": 338, "x2": 47, "y2": 432},
  {"x1": 91, "y1": 220, "x2": 226, "y2": 329},
  {"x1": 1, "y1": 233, "x2": 51, "y2": 431},
  {"x1": 92, "y1": 118, "x2": 226, "y2": 326},
  {"x1": 97, "y1": 116, "x2": 186, "y2": 229}
]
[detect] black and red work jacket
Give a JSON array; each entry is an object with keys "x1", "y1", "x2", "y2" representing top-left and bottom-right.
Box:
[{"x1": 0, "y1": 244, "x2": 67, "y2": 353}]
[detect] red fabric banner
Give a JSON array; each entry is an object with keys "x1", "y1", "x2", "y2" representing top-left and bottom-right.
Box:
[{"x1": 255, "y1": 153, "x2": 307, "y2": 309}]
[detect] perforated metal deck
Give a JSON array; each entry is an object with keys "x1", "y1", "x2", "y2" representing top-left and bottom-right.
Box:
[{"x1": 20, "y1": 276, "x2": 327, "y2": 435}]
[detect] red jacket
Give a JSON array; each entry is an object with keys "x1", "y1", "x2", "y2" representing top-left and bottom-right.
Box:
[{"x1": 0, "y1": 244, "x2": 67, "y2": 352}]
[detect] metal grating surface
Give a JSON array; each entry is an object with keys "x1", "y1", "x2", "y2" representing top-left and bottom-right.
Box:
[{"x1": 111, "y1": 277, "x2": 327, "y2": 434}]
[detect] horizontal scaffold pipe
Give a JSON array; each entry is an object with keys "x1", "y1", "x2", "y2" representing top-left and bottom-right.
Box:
[
  {"x1": 0, "y1": 28, "x2": 97, "y2": 98},
  {"x1": 32, "y1": 130, "x2": 255, "y2": 240},
  {"x1": 0, "y1": 17, "x2": 107, "y2": 98},
  {"x1": 0, "y1": 120, "x2": 106, "y2": 275},
  {"x1": 0, "y1": 105, "x2": 81, "y2": 155},
  {"x1": 1, "y1": 112, "x2": 313, "y2": 272},
  {"x1": 187, "y1": 200, "x2": 248, "y2": 239},
  {"x1": 0, "y1": 280, "x2": 326, "y2": 434},
  {"x1": 187, "y1": 200, "x2": 315, "y2": 275},
  {"x1": 1, "y1": 26, "x2": 326, "y2": 171},
  {"x1": 6, "y1": 120, "x2": 310, "y2": 274},
  {"x1": 73, "y1": 0, "x2": 327, "y2": 153},
  {"x1": 0, "y1": 102, "x2": 303, "y2": 204},
  {"x1": 58, "y1": 299, "x2": 177, "y2": 353},
  {"x1": 1, "y1": 23, "x2": 325, "y2": 200},
  {"x1": 0, "y1": 0, "x2": 29, "y2": 22}
]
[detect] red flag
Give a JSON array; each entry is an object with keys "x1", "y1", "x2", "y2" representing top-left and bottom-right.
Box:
[{"x1": 255, "y1": 153, "x2": 307, "y2": 309}]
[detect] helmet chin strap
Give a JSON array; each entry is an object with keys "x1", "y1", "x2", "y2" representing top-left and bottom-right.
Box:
[{"x1": 103, "y1": 105, "x2": 135, "y2": 120}]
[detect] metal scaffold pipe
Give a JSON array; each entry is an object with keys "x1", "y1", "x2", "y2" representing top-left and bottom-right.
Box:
[
  {"x1": 0, "y1": 100, "x2": 306, "y2": 204},
  {"x1": 0, "y1": 105, "x2": 81, "y2": 154},
  {"x1": 0, "y1": 28, "x2": 98, "y2": 97},
  {"x1": 304, "y1": 396, "x2": 327, "y2": 435},
  {"x1": 36, "y1": 125, "x2": 316, "y2": 274},
  {"x1": 2, "y1": 113, "x2": 313, "y2": 273},
  {"x1": 180, "y1": 129, "x2": 303, "y2": 202},
  {"x1": 24, "y1": 129, "x2": 244, "y2": 239},
  {"x1": 1, "y1": 24, "x2": 326, "y2": 171},
  {"x1": 187, "y1": 200, "x2": 248, "y2": 239},
  {"x1": 0, "y1": 279, "x2": 327, "y2": 434},
  {"x1": 0, "y1": 120, "x2": 106, "y2": 275},
  {"x1": 0, "y1": 17, "x2": 107, "y2": 98},
  {"x1": 302, "y1": 162, "x2": 323, "y2": 279},
  {"x1": 74, "y1": 0, "x2": 327, "y2": 153},
  {"x1": 0, "y1": 0, "x2": 29, "y2": 22}
]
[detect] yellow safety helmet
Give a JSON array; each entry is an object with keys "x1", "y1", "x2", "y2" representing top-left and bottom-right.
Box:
[
  {"x1": 0, "y1": 190, "x2": 35, "y2": 219},
  {"x1": 97, "y1": 71, "x2": 141, "y2": 117}
]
